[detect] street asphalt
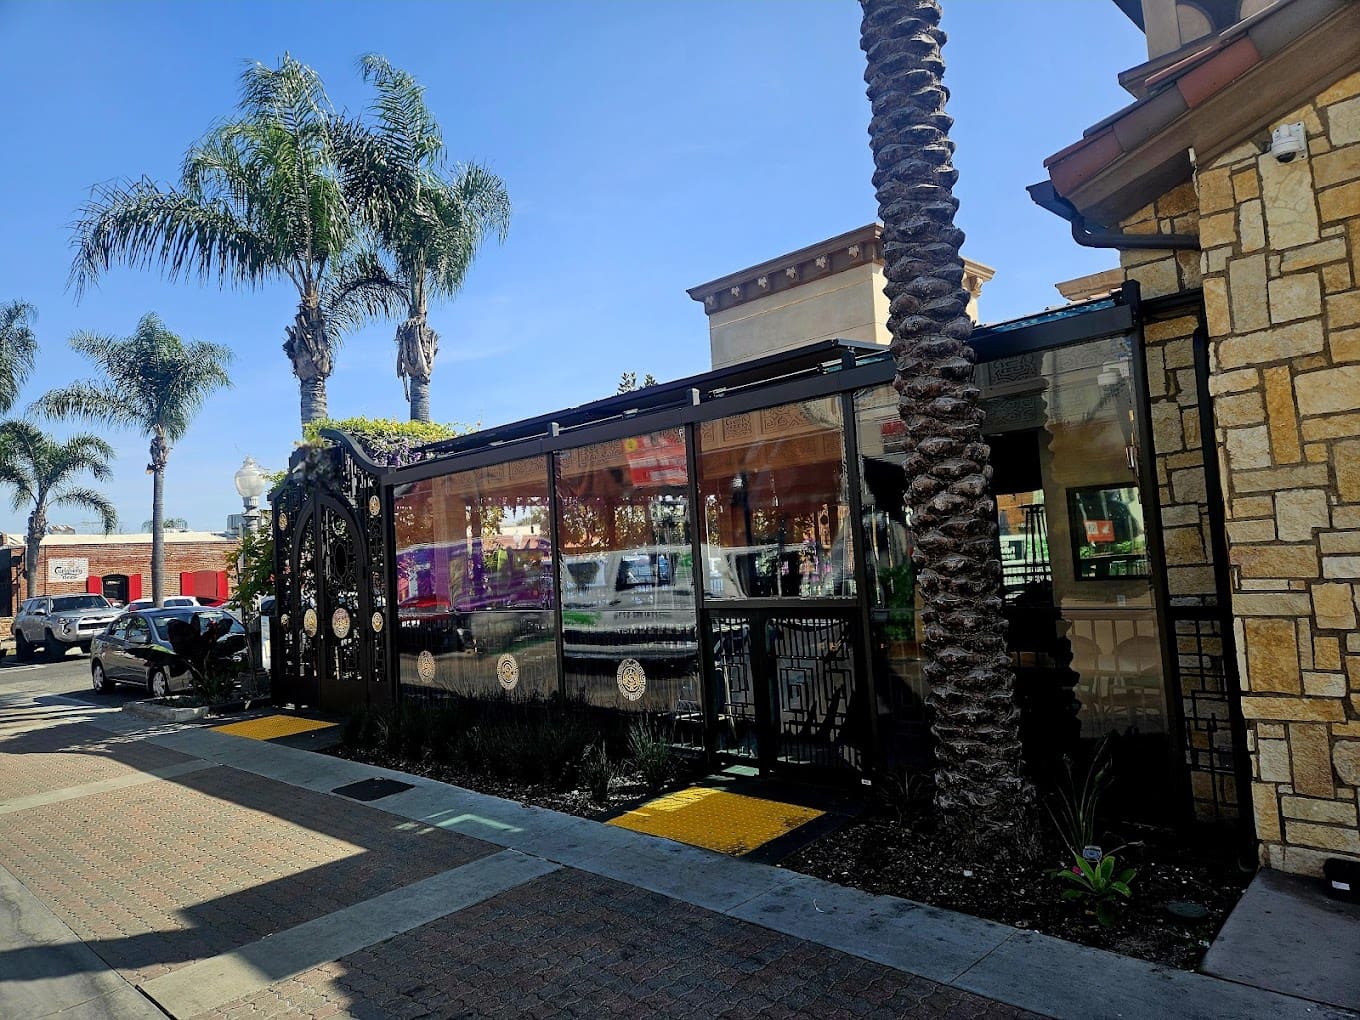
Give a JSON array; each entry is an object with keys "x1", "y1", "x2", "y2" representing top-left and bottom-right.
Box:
[{"x1": 0, "y1": 654, "x2": 1355, "y2": 1019}]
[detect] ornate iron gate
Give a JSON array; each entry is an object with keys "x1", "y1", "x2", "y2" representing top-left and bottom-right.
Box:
[
  {"x1": 706, "y1": 606, "x2": 864, "y2": 773},
  {"x1": 272, "y1": 438, "x2": 392, "y2": 714}
]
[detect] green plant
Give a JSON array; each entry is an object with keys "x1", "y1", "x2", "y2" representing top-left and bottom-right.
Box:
[
  {"x1": 1052, "y1": 851, "x2": 1136, "y2": 927},
  {"x1": 581, "y1": 742, "x2": 615, "y2": 803},
  {"x1": 302, "y1": 416, "x2": 475, "y2": 467},
  {"x1": 1045, "y1": 738, "x2": 1114, "y2": 861},
  {"x1": 627, "y1": 718, "x2": 675, "y2": 791}
]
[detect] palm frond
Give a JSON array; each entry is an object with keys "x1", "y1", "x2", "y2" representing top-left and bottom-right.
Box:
[
  {"x1": 51, "y1": 486, "x2": 118, "y2": 534},
  {"x1": 0, "y1": 300, "x2": 38, "y2": 415}
]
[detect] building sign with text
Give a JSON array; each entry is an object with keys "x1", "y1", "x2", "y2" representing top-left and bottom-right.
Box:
[{"x1": 48, "y1": 558, "x2": 89, "y2": 583}]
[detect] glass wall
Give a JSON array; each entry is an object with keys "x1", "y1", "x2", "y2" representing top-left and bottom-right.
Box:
[
  {"x1": 976, "y1": 334, "x2": 1171, "y2": 800},
  {"x1": 852, "y1": 384, "x2": 929, "y2": 770},
  {"x1": 393, "y1": 457, "x2": 557, "y2": 700},
  {"x1": 554, "y1": 429, "x2": 701, "y2": 724},
  {"x1": 696, "y1": 397, "x2": 854, "y2": 599}
]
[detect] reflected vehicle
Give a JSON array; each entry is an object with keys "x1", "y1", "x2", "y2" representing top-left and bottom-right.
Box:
[
  {"x1": 560, "y1": 546, "x2": 734, "y2": 663},
  {"x1": 89, "y1": 608, "x2": 248, "y2": 697}
]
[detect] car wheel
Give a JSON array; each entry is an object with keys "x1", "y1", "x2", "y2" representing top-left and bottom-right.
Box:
[
  {"x1": 149, "y1": 669, "x2": 171, "y2": 699},
  {"x1": 91, "y1": 661, "x2": 113, "y2": 693},
  {"x1": 79, "y1": 643, "x2": 92, "y2": 655},
  {"x1": 15, "y1": 633, "x2": 31, "y2": 661},
  {"x1": 44, "y1": 631, "x2": 66, "y2": 660}
]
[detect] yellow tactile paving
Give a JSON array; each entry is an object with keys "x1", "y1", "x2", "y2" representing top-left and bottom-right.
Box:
[
  {"x1": 212, "y1": 715, "x2": 338, "y2": 741},
  {"x1": 607, "y1": 786, "x2": 824, "y2": 856}
]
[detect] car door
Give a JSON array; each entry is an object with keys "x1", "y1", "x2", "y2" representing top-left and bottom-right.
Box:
[
  {"x1": 98, "y1": 617, "x2": 131, "y2": 677},
  {"x1": 121, "y1": 616, "x2": 153, "y2": 684}
]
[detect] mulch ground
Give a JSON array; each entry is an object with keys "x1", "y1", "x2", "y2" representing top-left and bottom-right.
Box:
[{"x1": 330, "y1": 743, "x2": 1252, "y2": 971}]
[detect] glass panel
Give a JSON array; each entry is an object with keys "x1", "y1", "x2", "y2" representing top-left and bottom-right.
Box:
[
  {"x1": 394, "y1": 457, "x2": 557, "y2": 700},
  {"x1": 555, "y1": 429, "x2": 701, "y2": 729},
  {"x1": 978, "y1": 334, "x2": 1172, "y2": 811},
  {"x1": 696, "y1": 398, "x2": 854, "y2": 600},
  {"x1": 853, "y1": 383, "x2": 929, "y2": 771}
]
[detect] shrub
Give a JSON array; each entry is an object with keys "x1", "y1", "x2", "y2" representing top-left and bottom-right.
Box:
[
  {"x1": 1052, "y1": 851, "x2": 1137, "y2": 927},
  {"x1": 581, "y1": 742, "x2": 616, "y2": 803},
  {"x1": 628, "y1": 718, "x2": 676, "y2": 791}
]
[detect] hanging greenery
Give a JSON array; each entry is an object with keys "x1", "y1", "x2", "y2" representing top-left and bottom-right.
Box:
[{"x1": 301, "y1": 415, "x2": 476, "y2": 468}]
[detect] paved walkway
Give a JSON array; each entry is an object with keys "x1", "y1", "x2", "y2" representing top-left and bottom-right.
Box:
[{"x1": 0, "y1": 685, "x2": 1354, "y2": 1019}]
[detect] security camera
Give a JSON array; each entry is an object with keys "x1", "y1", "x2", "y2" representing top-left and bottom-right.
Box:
[{"x1": 1270, "y1": 122, "x2": 1307, "y2": 163}]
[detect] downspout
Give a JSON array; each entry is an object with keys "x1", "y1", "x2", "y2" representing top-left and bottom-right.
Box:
[{"x1": 1026, "y1": 180, "x2": 1199, "y2": 251}]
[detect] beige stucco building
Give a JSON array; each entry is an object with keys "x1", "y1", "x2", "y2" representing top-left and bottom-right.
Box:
[
  {"x1": 1037, "y1": 0, "x2": 1360, "y2": 874},
  {"x1": 687, "y1": 222, "x2": 994, "y2": 369}
]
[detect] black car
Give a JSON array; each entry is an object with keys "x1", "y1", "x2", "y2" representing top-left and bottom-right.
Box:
[{"x1": 89, "y1": 608, "x2": 247, "y2": 697}]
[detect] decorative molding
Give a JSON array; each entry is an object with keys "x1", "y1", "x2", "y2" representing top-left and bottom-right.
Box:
[
  {"x1": 848, "y1": 243, "x2": 861, "y2": 259},
  {"x1": 757, "y1": 275, "x2": 769, "y2": 290},
  {"x1": 815, "y1": 254, "x2": 829, "y2": 271}
]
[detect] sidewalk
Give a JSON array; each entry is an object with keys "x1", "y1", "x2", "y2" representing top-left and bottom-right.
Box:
[{"x1": 1, "y1": 691, "x2": 1355, "y2": 1019}]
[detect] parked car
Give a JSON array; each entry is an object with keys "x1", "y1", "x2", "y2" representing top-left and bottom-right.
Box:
[
  {"x1": 13, "y1": 594, "x2": 123, "y2": 659},
  {"x1": 89, "y1": 608, "x2": 248, "y2": 697},
  {"x1": 125, "y1": 596, "x2": 199, "y2": 612}
]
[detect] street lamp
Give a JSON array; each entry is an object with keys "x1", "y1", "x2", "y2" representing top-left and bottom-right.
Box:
[{"x1": 234, "y1": 456, "x2": 267, "y2": 536}]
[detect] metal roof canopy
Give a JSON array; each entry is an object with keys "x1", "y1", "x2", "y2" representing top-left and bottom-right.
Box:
[{"x1": 399, "y1": 291, "x2": 1135, "y2": 477}]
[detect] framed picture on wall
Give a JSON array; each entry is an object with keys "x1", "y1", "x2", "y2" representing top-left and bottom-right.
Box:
[{"x1": 1066, "y1": 484, "x2": 1150, "y2": 581}]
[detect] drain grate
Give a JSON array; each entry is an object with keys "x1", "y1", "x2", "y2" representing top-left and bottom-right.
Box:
[{"x1": 332, "y1": 777, "x2": 415, "y2": 802}]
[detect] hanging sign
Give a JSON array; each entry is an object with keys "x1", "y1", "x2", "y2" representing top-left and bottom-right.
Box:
[{"x1": 623, "y1": 435, "x2": 687, "y2": 488}]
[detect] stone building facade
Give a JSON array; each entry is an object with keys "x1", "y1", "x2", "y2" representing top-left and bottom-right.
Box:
[{"x1": 1037, "y1": 0, "x2": 1360, "y2": 872}]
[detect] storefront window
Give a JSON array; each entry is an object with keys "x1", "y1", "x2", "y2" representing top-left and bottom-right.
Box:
[
  {"x1": 555, "y1": 429, "x2": 701, "y2": 726},
  {"x1": 696, "y1": 398, "x2": 854, "y2": 600},
  {"x1": 393, "y1": 457, "x2": 557, "y2": 700}
]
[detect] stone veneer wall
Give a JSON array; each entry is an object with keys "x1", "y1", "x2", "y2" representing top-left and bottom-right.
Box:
[{"x1": 1122, "y1": 71, "x2": 1360, "y2": 874}]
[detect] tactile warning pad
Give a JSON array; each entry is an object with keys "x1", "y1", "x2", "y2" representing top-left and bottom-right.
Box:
[
  {"x1": 212, "y1": 715, "x2": 338, "y2": 740},
  {"x1": 607, "y1": 787, "x2": 823, "y2": 856}
]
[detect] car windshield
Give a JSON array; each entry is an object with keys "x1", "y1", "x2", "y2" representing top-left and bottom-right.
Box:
[{"x1": 51, "y1": 595, "x2": 111, "y2": 612}]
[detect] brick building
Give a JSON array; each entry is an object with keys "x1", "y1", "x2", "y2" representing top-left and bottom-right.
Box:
[
  {"x1": 9, "y1": 531, "x2": 239, "y2": 608},
  {"x1": 1034, "y1": 0, "x2": 1360, "y2": 873}
]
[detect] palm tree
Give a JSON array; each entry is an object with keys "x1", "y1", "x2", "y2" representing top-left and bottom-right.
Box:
[
  {"x1": 336, "y1": 54, "x2": 510, "y2": 421},
  {"x1": 69, "y1": 55, "x2": 392, "y2": 426},
  {"x1": 0, "y1": 300, "x2": 39, "y2": 414},
  {"x1": 0, "y1": 423, "x2": 116, "y2": 598},
  {"x1": 33, "y1": 313, "x2": 231, "y2": 607},
  {"x1": 860, "y1": 0, "x2": 1029, "y2": 847}
]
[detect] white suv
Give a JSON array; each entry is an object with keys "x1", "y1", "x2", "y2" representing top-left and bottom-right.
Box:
[{"x1": 13, "y1": 594, "x2": 124, "y2": 660}]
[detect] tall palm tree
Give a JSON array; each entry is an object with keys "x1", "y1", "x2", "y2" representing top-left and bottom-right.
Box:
[
  {"x1": 0, "y1": 423, "x2": 116, "y2": 598},
  {"x1": 33, "y1": 313, "x2": 231, "y2": 607},
  {"x1": 0, "y1": 300, "x2": 39, "y2": 414},
  {"x1": 336, "y1": 54, "x2": 510, "y2": 421},
  {"x1": 69, "y1": 55, "x2": 392, "y2": 426},
  {"x1": 860, "y1": 0, "x2": 1029, "y2": 846}
]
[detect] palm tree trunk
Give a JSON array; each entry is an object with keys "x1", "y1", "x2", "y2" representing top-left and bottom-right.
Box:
[
  {"x1": 24, "y1": 508, "x2": 42, "y2": 598},
  {"x1": 860, "y1": 0, "x2": 1030, "y2": 848},
  {"x1": 149, "y1": 432, "x2": 169, "y2": 606},
  {"x1": 396, "y1": 317, "x2": 439, "y2": 422},
  {"x1": 284, "y1": 295, "x2": 332, "y2": 426}
]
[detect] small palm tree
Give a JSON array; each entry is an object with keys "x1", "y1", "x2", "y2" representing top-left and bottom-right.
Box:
[
  {"x1": 0, "y1": 423, "x2": 116, "y2": 597},
  {"x1": 0, "y1": 300, "x2": 39, "y2": 414},
  {"x1": 33, "y1": 313, "x2": 231, "y2": 606},
  {"x1": 69, "y1": 55, "x2": 393, "y2": 426},
  {"x1": 336, "y1": 54, "x2": 510, "y2": 421},
  {"x1": 860, "y1": 0, "x2": 1030, "y2": 849}
]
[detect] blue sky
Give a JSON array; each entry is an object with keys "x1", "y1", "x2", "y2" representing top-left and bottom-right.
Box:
[{"x1": 0, "y1": 0, "x2": 1147, "y2": 536}]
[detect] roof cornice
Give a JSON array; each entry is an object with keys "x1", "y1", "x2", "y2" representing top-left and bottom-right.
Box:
[{"x1": 687, "y1": 222, "x2": 995, "y2": 317}]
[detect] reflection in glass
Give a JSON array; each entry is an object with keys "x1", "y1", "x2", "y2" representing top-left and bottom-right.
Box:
[
  {"x1": 978, "y1": 334, "x2": 1171, "y2": 814},
  {"x1": 696, "y1": 398, "x2": 854, "y2": 599},
  {"x1": 394, "y1": 458, "x2": 557, "y2": 700},
  {"x1": 853, "y1": 383, "x2": 928, "y2": 769},
  {"x1": 555, "y1": 429, "x2": 701, "y2": 732}
]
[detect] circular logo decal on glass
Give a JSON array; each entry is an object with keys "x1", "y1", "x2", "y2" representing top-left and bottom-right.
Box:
[
  {"x1": 371, "y1": 611, "x2": 384, "y2": 634},
  {"x1": 368, "y1": 494, "x2": 381, "y2": 517},
  {"x1": 417, "y1": 650, "x2": 436, "y2": 682},
  {"x1": 496, "y1": 653, "x2": 520, "y2": 691},
  {"x1": 331, "y1": 608, "x2": 351, "y2": 640},
  {"x1": 280, "y1": 613, "x2": 289, "y2": 628},
  {"x1": 303, "y1": 608, "x2": 318, "y2": 637},
  {"x1": 616, "y1": 658, "x2": 647, "y2": 701},
  {"x1": 277, "y1": 511, "x2": 288, "y2": 531}
]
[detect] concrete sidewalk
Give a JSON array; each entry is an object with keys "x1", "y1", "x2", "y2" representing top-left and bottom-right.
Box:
[{"x1": 2, "y1": 691, "x2": 1356, "y2": 1019}]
